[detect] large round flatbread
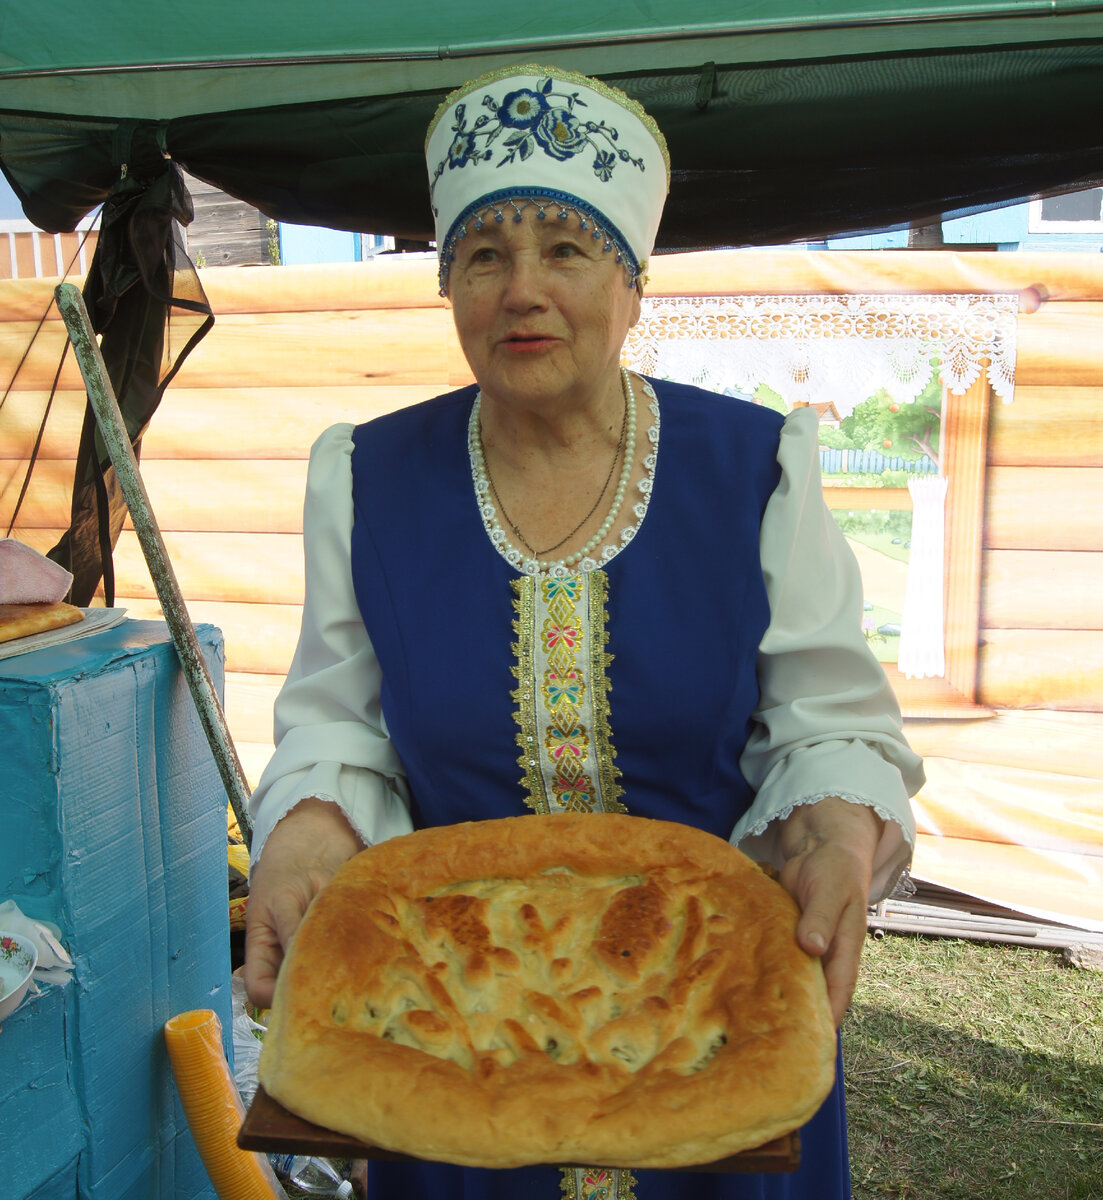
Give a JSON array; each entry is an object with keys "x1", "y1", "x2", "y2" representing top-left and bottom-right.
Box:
[{"x1": 258, "y1": 812, "x2": 835, "y2": 1168}]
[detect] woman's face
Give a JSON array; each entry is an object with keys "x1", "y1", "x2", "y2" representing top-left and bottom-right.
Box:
[{"x1": 447, "y1": 208, "x2": 641, "y2": 415}]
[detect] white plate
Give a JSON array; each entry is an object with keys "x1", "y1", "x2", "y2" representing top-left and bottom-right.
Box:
[{"x1": 0, "y1": 931, "x2": 38, "y2": 1022}]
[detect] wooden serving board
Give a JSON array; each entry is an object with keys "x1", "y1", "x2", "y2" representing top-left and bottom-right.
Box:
[{"x1": 238, "y1": 1086, "x2": 800, "y2": 1173}]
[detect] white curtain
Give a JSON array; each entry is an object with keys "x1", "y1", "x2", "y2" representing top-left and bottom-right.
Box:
[{"x1": 897, "y1": 475, "x2": 949, "y2": 679}]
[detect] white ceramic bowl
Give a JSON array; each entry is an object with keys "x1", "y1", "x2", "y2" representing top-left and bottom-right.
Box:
[{"x1": 0, "y1": 931, "x2": 38, "y2": 1022}]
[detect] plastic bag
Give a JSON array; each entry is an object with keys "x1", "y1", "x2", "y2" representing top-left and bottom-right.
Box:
[{"x1": 230, "y1": 969, "x2": 266, "y2": 1107}]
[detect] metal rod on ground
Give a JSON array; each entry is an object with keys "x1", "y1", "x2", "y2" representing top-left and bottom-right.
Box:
[
  {"x1": 868, "y1": 899, "x2": 1103, "y2": 949},
  {"x1": 54, "y1": 282, "x2": 253, "y2": 847}
]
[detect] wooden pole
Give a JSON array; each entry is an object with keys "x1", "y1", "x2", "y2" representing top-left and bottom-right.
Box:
[{"x1": 54, "y1": 282, "x2": 253, "y2": 846}]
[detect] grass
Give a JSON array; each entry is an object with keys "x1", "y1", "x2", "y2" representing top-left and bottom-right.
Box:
[{"x1": 843, "y1": 934, "x2": 1103, "y2": 1199}]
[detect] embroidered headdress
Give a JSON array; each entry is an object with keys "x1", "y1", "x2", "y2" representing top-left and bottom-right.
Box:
[{"x1": 425, "y1": 64, "x2": 670, "y2": 296}]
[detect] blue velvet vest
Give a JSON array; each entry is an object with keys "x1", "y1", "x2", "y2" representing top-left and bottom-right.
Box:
[{"x1": 348, "y1": 377, "x2": 783, "y2": 841}]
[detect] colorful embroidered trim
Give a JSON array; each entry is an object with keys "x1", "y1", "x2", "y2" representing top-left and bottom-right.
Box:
[
  {"x1": 559, "y1": 1166, "x2": 639, "y2": 1200},
  {"x1": 511, "y1": 570, "x2": 625, "y2": 818}
]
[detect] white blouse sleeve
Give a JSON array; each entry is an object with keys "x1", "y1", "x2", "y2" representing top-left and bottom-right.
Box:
[
  {"x1": 247, "y1": 424, "x2": 414, "y2": 865},
  {"x1": 733, "y1": 405, "x2": 925, "y2": 901}
]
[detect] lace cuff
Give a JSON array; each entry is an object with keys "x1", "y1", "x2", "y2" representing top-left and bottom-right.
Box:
[{"x1": 732, "y1": 790, "x2": 914, "y2": 903}]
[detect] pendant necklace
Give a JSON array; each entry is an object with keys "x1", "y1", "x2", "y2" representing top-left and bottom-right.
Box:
[{"x1": 476, "y1": 368, "x2": 637, "y2": 571}]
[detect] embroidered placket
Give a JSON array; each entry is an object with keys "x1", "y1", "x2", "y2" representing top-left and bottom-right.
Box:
[
  {"x1": 559, "y1": 1165, "x2": 640, "y2": 1200},
  {"x1": 512, "y1": 571, "x2": 624, "y2": 816},
  {"x1": 511, "y1": 570, "x2": 633, "y2": 1197}
]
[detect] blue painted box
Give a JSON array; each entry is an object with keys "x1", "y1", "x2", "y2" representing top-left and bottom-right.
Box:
[{"x1": 0, "y1": 621, "x2": 232, "y2": 1200}]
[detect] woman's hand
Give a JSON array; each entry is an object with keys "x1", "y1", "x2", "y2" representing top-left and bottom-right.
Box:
[
  {"x1": 243, "y1": 797, "x2": 364, "y2": 1009},
  {"x1": 776, "y1": 796, "x2": 883, "y2": 1027}
]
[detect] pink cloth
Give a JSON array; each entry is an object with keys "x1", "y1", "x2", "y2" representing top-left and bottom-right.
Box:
[{"x1": 0, "y1": 539, "x2": 73, "y2": 604}]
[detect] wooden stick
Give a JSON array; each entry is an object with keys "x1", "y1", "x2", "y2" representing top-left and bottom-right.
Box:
[{"x1": 53, "y1": 281, "x2": 253, "y2": 846}]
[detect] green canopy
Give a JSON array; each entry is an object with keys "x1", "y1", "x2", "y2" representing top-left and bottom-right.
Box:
[
  {"x1": 4, "y1": 1, "x2": 1103, "y2": 603},
  {"x1": 3, "y1": 0, "x2": 1103, "y2": 246}
]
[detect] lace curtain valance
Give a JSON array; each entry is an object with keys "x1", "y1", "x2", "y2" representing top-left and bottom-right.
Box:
[
  {"x1": 623, "y1": 293, "x2": 1019, "y2": 417},
  {"x1": 622, "y1": 292, "x2": 1020, "y2": 682}
]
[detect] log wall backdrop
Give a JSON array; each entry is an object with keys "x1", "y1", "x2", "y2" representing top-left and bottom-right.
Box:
[{"x1": 2, "y1": 249, "x2": 1100, "y2": 923}]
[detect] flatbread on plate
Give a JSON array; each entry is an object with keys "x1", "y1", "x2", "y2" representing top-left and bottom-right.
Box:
[{"x1": 258, "y1": 811, "x2": 835, "y2": 1168}]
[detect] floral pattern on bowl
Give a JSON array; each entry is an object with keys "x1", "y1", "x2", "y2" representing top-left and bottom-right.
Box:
[{"x1": 0, "y1": 931, "x2": 38, "y2": 1022}]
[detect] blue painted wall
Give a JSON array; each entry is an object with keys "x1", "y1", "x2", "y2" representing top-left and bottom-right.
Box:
[
  {"x1": 277, "y1": 222, "x2": 392, "y2": 265},
  {"x1": 814, "y1": 192, "x2": 1103, "y2": 253}
]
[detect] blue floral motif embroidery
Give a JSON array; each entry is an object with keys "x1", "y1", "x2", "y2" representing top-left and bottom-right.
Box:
[
  {"x1": 430, "y1": 76, "x2": 646, "y2": 204},
  {"x1": 592, "y1": 150, "x2": 617, "y2": 181},
  {"x1": 498, "y1": 87, "x2": 549, "y2": 129},
  {"x1": 447, "y1": 129, "x2": 481, "y2": 168},
  {"x1": 531, "y1": 107, "x2": 590, "y2": 161}
]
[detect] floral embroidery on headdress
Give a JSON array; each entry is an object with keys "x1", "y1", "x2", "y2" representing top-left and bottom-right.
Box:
[
  {"x1": 429, "y1": 75, "x2": 646, "y2": 207},
  {"x1": 426, "y1": 64, "x2": 669, "y2": 297}
]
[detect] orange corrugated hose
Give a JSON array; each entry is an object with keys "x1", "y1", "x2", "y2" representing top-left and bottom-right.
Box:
[{"x1": 164, "y1": 1008, "x2": 287, "y2": 1200}]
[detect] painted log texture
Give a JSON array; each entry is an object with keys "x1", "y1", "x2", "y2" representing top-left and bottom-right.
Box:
[
  {"x1": 1, "y1": 388, "x2": 86, "y2": 457},
  {"x1": 224, "y1": 671, "x2": 284, "y2": 744},
  {"x1": 0, "y1": 386, "x2": 440, "y2": 461},
  {"x1": 3, "y1": 458, "x2": 309, "y2": 533},
  {"x1": 4, "y1": 271, "x2": 1102, "y2": 393},
  {"x1": 223, "y1": 671, "x2": 284, "y2": 788},
  {"x1": 0, "y1": 307, "x2": 465, "y2": 391},
  {"x1": 984, "y1": 466, "x2": 1103, "y2": 551},
  {"x1": 171, "y1": 308, "x2": 459, "y2": 389},
  {"x1": 1013, "y1": 304, "x2": 1103, "y2": 386},
  {"x1": 6, "y1": 249, "x2": 1103, "y2": 316},
  {"x1": 202, "y1": 252, "x2": 1103, "y2": 310},
  {"x1": 4, "y1": 250, "x2": 1103, "y2": 780},
  {"x1": 11, "y1": 247, "x2": 1095, "y2": 318},
  {"x1": 90, "y1": 531, "x2": 305, "y2": 605},
  {"x1": 987, "y1": 386, "x2": 1103, "y2": 467},
  {"x1": 5, "y1": 302, "x2": 1103, "y2": 395},
  {"x1": 978, "y1": 630, "x2": 1103, "y2": 711},
  {"x1": 912, "y1": 756, "x2": 1103, "y2": 850},
  {"x1": 645, "y1": 250, "x2": 1103, "y2": 303},
  {"x1": 982, "y1": 549, "x2": 1103, "y2": 629},
  {"x1": 902, "y1": 710, "x2": 1103, "y2": 780},
  {"x1": 910, "y1": 833, "x2": 1103, "y2": 927},
  {"x1": 0, "y1": 320, "x2": 82, "y2": 389},
  {"x1": 120, "y1": 595, "x2": 302, "y2": 675}
]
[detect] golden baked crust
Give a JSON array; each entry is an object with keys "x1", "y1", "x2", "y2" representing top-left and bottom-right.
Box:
[
  {"x1": 0, "y1": 601, "x2": 83, "y2": 645},
  {"x1": 258, "y1": 812, "x2": 835, "y2": 1168}
]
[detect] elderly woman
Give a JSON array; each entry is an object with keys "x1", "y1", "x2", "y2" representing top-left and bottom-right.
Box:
[{"x1": 244, "y1": 64, "x2": 924, "y2": 1200}]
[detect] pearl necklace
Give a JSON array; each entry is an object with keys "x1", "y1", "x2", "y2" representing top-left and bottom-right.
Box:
[
  {"x1": 485, "y1": 378, "x2": 628, "y2": 560},
  {"x1": 472, "y1": 368, "x2": 638, "y2": 574}
]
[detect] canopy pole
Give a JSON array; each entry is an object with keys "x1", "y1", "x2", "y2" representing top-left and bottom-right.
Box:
[{"x1": 54, "y1": 281, "x2": 253, "y2": 847}]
